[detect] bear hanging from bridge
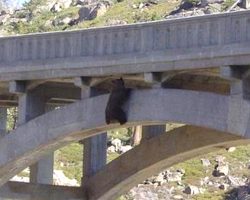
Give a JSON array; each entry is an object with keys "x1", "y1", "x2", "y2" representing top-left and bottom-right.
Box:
[{"x1": 105, "y1": 78, "x2": 131, "y2": 125}]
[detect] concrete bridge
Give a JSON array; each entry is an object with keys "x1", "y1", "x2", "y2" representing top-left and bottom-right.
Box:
[{"x1": 0, "y1": 10, "x2": 250, "y2": 199}]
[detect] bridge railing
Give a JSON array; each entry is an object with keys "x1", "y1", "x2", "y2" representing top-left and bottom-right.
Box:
[{"x1": 0, "y1": 10, "x2": 250, "y2": 63}]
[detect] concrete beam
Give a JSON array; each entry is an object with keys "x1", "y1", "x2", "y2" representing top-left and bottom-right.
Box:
[
  {"x1": 144, "y1": 73, "x2": 161, "y2": 84},
  {"x1": 85, "y1": 126, "x2": 250, "y2": 200},
  {"x1": 9, "y1": 81, "x2": 26, "y2": 94},
  {"x1": 0, "y1": 89, "x2": 250, "y2": 187},
  {"x1": 0, "y1": 108, "x2": 7, "y2": 138},
  {"x1": 0, "y1": 181, "x2": 85, "y2": 200},
  {"x1": 141, "y1": 125, "x2": 166, "y2": 141},
  {"x1": 220, "y1": 66, "x2": 249, "y2": 81}
]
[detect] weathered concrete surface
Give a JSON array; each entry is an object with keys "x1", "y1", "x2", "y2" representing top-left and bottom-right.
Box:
[
  {"x1": 141, "y1": 125, "x2": 165, "y2": 141},
  {"x1": 0, "y1": 108, "x2": 7, "y2": 137},
  {"x1": 0, "y1": 89, "x2": 249, "y2": 187},
  {"x1": 0, "y1": 181, "x2": 85, "y2": 200},
  {"x1": 17, "y1": 89, "x2": 54, "y2": 185},
  {"x1": 85, "y1": 126, "x2": 250, "y2": 200},
  {"x1": 83, "y1": 134, "x2": 107, "y2": 182},
  {"x1": 0, "y1": 11, "x2": 250, "y2": 80}
]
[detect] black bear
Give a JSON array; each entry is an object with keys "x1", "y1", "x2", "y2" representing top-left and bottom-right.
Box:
[{"x1": 105, "y1": 78, "x2": 131, "y2": 125}]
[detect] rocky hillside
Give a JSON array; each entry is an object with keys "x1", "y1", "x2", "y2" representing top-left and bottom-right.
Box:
[
  {"x1": 0, "y1": 0, "x2": 247, "y2": 35},
  {"x1": 2, "y1": 0, "x2": 250, "y2": 199}
]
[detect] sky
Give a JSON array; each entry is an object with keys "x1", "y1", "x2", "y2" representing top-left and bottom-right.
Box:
[{"x1": 5, "y1": 0, "x2": 28, "y2": 8}]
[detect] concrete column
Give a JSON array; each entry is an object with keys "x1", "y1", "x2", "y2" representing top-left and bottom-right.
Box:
[
  {"x1": 0, "y1": 108, "x2": 7, "y2": 137},
  {"x1": 81, "y1": 87, "x2": 107, "y2": 184},
  {"x1": 83, "y1": 133, "x2": 107, "y2": 179},
  {"x1": 18, "y1": 90, "x2": 54, "y2": 185},
  {"x1": 141, "y1": 125, "x2": 166, "y2": 141},
  {"x1": 241, "y1": 0, "x2": 250, "y2": 8}
]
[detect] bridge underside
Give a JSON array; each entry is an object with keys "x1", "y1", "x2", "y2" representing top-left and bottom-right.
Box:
[{"x1": 0, "y1": 126, "x2": 249, "y2": 200}]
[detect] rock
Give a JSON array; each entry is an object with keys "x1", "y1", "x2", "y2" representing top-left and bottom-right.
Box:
[
  {"x1": 139, "y1": 2, "x2": 144, "y2": 9},
  {"x1": 0, "y1": 10, "x2": 7, "y2": 16},
  {"x1": 219, "y1": 183, "x2": 229, "y2": 190},
  {"x1": 119, "y1": 145, "x2": 132, "y2": 153},
  {"x1": 11, "y1": 175, "x2": 29, "y2": 182},
  {"x1": 78, "y1": 1, "x2": 110, "y2": 21},
  {"x1": 227, "y1": 176, "x2": 246, "y2": 187},
  {"x1": 89, "y1": 2, "x2": 109, "y2": 19},
  {"x1": 72, "y1": 0, "x2": 97, "y2": 6},
  {"x1": 200, "y1": 176, "x2": 209, "y2": 186},
  {"x1": 105, "y1": 19, "x2": 127, "y2": 26},
  {"x1": 0, "y1": 14, "x2": 11, "y2": 25},
  {"x1": 201, "y1": 158, "x2": 211, "y2": 167},
  {"x1": 165, "y1": 170, "x2": 184, "y2": 182},
  {"x1": 213, "y1": 163, "x2": 229, "y2": 177},
  {"x1": 78, "y1": 6, "x2": 92, "y2": 21},
  {"x1": 111, "y1": 138, "x2": 122, "y2": 152},
  {"x1": 62, "y1": 17, "x2": 73, "y2": 24},
  {"x1": 227, "y1": 147, "x2": 236, "y2": 152},
  {"x1": 184, "y1": 185, "x2": 200, "y2": 195},
  {"x1": 53, "y1": 170, "x2": 79, "y2": 186},
  {"x1": 237, "y1": 186, "x2": 250, "y2": 200},
  {"x1": 50, "y1": 3, "x2": 63, "y2": 13},
  {"x1": 177, "y1": 168, "x2": 185, "y2": 174},
  {"x1": 148, "y1": 0, "x2": 159, "y2": 5},
  {"x1": 132, "y1": 4, "x2": 138, "y2": 9},
  {"x1": 154, "y1": 173, "x2": 166, "y2": 186},
  {"x1": 107, "y1": 145, "x2": 116, "y2": 153},
  {"x1": 52, "y1": 18, "x2": 65, "y2": 26},
  {"x1": 215, "y1": 155, "x2": 226, "y2": 163},
  {"x1": 173, "y1": 195, "x2": 184, "y2": 199},
  {"x1": 50, "y1": 0, "x2": 72, "y2": 12}
]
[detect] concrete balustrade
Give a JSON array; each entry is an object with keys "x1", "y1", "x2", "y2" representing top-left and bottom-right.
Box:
[{"x1": 0, "y1": 11, "x2": 250, "y2": 80}]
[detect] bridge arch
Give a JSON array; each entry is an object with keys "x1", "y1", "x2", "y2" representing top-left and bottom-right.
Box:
[
  {"x1": 85, "y1": 125, "x2": 250, "y2": 200},
  {"x1": 0, "y1": 89, "x2": 249, "y2": 187}
]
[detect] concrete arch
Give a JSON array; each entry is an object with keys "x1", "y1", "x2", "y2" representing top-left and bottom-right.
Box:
[
  {"x1": 85, "y1": 125, "x2": 250, "y2": 200},
  {"x1": 0, "y1": 89, "x2": 249, "y2": 187}
]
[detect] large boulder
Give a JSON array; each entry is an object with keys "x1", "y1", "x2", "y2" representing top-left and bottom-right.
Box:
[{"x1": 78, "y1": 1, "x2": 112, "y2": 21}]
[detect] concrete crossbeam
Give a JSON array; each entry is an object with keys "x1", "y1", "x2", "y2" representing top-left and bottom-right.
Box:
[
  {"x1": 0, "y1": 89, "x2": 249, "y2": 187},
  {"x1": 0, "y1": 181, "x2": 85, "y2": 200}
]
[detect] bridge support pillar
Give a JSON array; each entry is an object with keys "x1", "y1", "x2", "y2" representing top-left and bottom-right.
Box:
[
  {"x1": 0, "y1": 108, "x2": 7, "y2": 137},
  {"x1": 17, "y1": 88, "x2": 54, "y2": 185},
  {"x1": 141, "y1": 125, "x2": 166, "y2": 141},
  {"x1": 241, "y1": 0, "x2": 250, "y2": 8},
  {"x1": 74, "y1": 78, "x2": 107, "y2": 184}
]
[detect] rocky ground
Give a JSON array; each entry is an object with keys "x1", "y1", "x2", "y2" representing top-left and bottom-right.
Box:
[{"x1": 122, "y1": 146, "x2": 250, "y2": 200}]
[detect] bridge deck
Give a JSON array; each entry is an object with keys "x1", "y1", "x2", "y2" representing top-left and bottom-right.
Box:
[{"x1": 0, "y1": 11, "x2": 249, "y2": 81}]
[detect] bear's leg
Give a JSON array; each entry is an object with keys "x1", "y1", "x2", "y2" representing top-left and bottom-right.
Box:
[{"x1": 116, "y1": 108, "x2": 127, "y2": 125}]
